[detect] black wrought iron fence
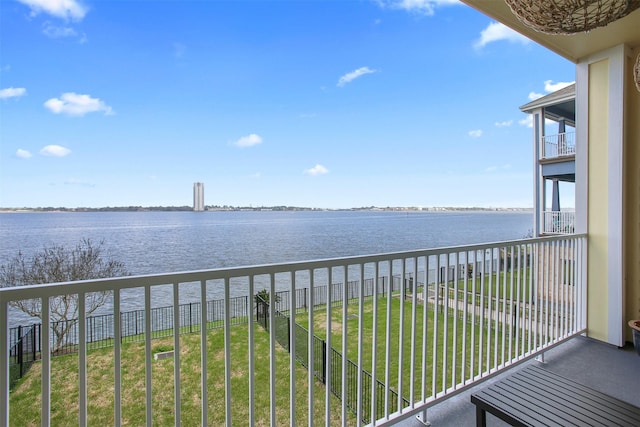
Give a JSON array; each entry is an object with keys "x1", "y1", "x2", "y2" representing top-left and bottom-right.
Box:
[
  {"x1": 274, "y1": 275, "x2": 413, "y2": 315},
  {"x1": 8, "y1": 274, "x2": 439, "y2": 393},
  {"x1": 256, "y1": 295, "x2": 411, "y2": 425},
  {"x1": 9, "y1": 324, "x2": 40, "y2": 389},
  {"x1": 8, "y1": 295, "x2": 250, "y2": 387}
]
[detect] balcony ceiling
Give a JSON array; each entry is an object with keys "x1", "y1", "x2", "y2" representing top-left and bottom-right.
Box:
[
  {"x1": 520, "y1": 83, "x2": 576, "y2": 125},
  {"x1": 460, "y1": 1, "x2": 640, "y2": 63}
]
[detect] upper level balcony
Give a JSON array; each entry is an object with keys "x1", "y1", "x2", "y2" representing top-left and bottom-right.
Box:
[
  {"x1": 1, "y1": 235, "x2": 589, "y2": 426},
  {"x1": 542, "y1": 131, "x2": 576, "y2": 160},
  {"x1": 542, "y1": 210, "x2": 575, "y2": 235}
]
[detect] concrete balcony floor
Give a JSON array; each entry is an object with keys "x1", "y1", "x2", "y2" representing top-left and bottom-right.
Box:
[{"x1": 398, "y1": 336, "x2": 640, "y2": 426}]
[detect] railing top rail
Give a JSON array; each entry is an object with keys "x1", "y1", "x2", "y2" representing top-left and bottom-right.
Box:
[
  {"x1": 544, "y1": 131, "x2": 576, "y2": 139},
  {"x1": 0, "y1": 234, "x2": 586, "y2": 302}
]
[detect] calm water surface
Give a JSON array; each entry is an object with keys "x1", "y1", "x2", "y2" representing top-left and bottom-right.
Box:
[{"x1": 1, "y1": 210, "x2": 532, "y2": 325}]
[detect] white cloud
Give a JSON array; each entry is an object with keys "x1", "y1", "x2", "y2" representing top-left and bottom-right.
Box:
[
  {"x1": 495, "y1": 120, "x2": 513, "y2": 128},
  {"x1": 544, "y1": 80, "x2": 574, "y2": 92},
  {"x1": 0, "y1": 87, "x2": 27, "y2": 99},
  {"x1": 304, "y1": 164, "x2": 329, "y2": 176},
  {"x1": 337, "y1": 67, "x2": 377, "y2": 87},
  {"x1": 375, "y1": 0, "x2": 459, "y2": 16},
  {"x1": 474, "y1": 22, "x2": 530, "y2": 50},
  {"x1": 44, "y1": 92, "x2": 113, "y2": 116},
  {"x1": 16, "y1": 149, "x2": 32, "y2": 159},
  {"x1": 527, "y1": 80, "x2": 575, "y2": 102},
  {"x1": 528, "y1": 91, "x2": 544, "y2": 101},
  {"x1": 18, "y1": 0, "x2": 88, "y2": 21},
  {"x1": 519, "y1": 115, "x2": 533, "y2": 128},
  {"x1": 42, "y1": 22, "x2": 77, "y2": 38},
  {"x1": 232, "y1": 133, "x2": 263, "y2": 148},
  {"x1": 40, "y1": 144, "x2": 71, "y2": 157},
  {"x1": 468, "y1": 129, "x2": 483, "y2": 138}
]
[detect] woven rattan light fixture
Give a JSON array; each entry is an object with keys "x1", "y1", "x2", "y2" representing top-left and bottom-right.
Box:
[
  {"x1": 505, "y1": 0, "x2": 640, "y2": 34},
  {"x1": 635, "y1": 53, "x2": 640, "y2": 92}
]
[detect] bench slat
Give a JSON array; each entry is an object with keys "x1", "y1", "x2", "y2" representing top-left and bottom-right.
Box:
[
  {"x1": 471, "y1": 365, "x2": 640, "y2": 427},
  {"x1": 514, "y1": 367, "x2": 640, "y2": 425}
]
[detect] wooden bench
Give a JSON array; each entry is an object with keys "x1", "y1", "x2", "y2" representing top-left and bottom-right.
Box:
[{"x1": 470, "y1": 365, "x2": 640, "y2": 426}]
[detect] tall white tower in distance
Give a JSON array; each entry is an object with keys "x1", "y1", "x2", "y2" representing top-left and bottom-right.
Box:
[{"x1": 193, "y1": 182, "x2": 205, "y2": 211}]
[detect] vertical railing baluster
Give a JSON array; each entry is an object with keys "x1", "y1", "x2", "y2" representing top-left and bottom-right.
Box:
[
  {"x1": 384, "y1": 262, "x2": 393, "y2": 419},
  {"x1": 568, "y1": 238, "x2": 575, "y2": 333},
  {"x1": 144, "y1": 286, "x2": 152, "y2": 427},
  {"x1": 268, "y1": 273, "x2": 277, "y2": 426},
  {"x1": 544, "y1": 242, "x2": 551, "y2": 346},
  {"x1": 486, "y1": 249, "x2": 494, "y2": 373},
  {"x1": 200, "y1": 280, "x2": 208, "y2": 426},
  {"x1": 1, "y1": 298, "x2": 9, "y2": 425},
  {"x1": 432, "y1": 254, "x2": 440, "y2": 397},
  {"x1": 515, "y1": 245, "x2": 522, "y2": 360},
  {"x1": 325, "y1": 267, "x2": 333, "y2": 427},
  {"x1": 341, "y1": 266, "x2": 348, "y2": 426},
  {"x1": 409, "y1": 257, "x2": 418, "y2": 407},
  {"x1": 451, "y1": 252, "x2": 459, "y2": 390},
  {"x1": 308, "y1": 271, "x2": 315, "y2": 427},
  {"x1": 78, "y1": 292, "x2": 87, "y2": 427},
  {"x1": 469, "y1": 252, "x2": 477, "y2": 382},
  {"x1": 357, "y1": 263, "x2": 365, "y2": 426},
  {"x1": 508, "y1": 246, "x2": 515, "y2": 363},
  {"x1": 114, "y1": 290, "x2": 122, "y2": 427},
  {"x1": 172, "y1": 282, "x2": 181, "y2": 427},
  {"x1": 397, "y1": 262, "x2": 405, "y2": 411},
  {"x1": 500, "y1": 247, "x2": 507, "y2": 367},
  {"x1": 493, "y1": 248, "x2": 501, "y2": 370},
  {"x1": 553, "y1": 241, "x2": 559, "y2": 342},
  {"x1": 558, "y1": 240, "x2": 565, "y2": 338},
  {"x1": 461, "y1": 251, "x2": 469, "y2": 385},
  {"x1": 417, "y1": 256, "x2": 429, "y2": 426},
  {"x1": 442, "y1": 254, "x2": 450, "y2": 391},
  {"x1": 370, "y1": 262, "x2": 379, "y2": 425},
  {"x1": 478, "y1": 249, "x2": 485, "y2": 377},
  {"x1": 42, "y1": 296, "x2": 51, "y2": 427},
  {"x1": 531, "y1": 242, "x2": 538, "y2": 354},
  {"x1": 224, "y1": 278, "x2": 232, "y2": 427},
  {"x1": 290, "y1": 272, "x2": 297, "y2": 427}
]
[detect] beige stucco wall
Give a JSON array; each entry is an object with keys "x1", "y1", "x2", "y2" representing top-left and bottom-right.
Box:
[
  {"x1": 587, "y1": 59, "x2": 610, "y2": 342},
  {"x1": 624, "y1": 50, "x2": 640, "y2": 342}
]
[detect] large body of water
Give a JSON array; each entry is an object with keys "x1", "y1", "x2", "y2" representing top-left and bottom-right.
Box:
[{"x1": 1, "y1": 210, "x2": 532, "y2": 325}]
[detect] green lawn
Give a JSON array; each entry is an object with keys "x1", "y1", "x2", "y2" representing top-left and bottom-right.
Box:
[
  {"x1": 9, "y1": 324, "x2": 353, "y2": 426},
  {"x1": 293, "y1": 293, "x2": 534, "y2": 406},
  {"x1": 9, "y1": 274, "x2": 548, "y2": 426}
]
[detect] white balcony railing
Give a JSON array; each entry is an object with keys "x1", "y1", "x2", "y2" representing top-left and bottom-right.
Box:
[
  {"x1": 1, "y1": 235, "x2": 586, "y2": 426},
  {"x1": 543, "y1": 210, "x2": 575, "y2": 235},
  {"x1": 542, "y1": 132, "x2": 576, "y2": 159}
]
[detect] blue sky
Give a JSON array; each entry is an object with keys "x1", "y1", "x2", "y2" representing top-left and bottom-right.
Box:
[{"x1": 0, "y1": 0, "x2": 575, "y2": 209}]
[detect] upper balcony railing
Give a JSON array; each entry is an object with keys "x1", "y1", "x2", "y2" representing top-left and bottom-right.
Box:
[
  {"x1": 543, "y1": 210, "x2": 575, "y2": 235},
  {"x1": 542, "y1": 132, "x2": 576, "y2": 160},
  {"x1": 1, "y1": 235, "x2": 587, "y2": 427}
]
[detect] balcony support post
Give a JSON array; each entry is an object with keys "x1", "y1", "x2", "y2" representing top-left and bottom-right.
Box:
[{"x1": 415, "y1": 409, "x2": 431, "y2": 426}]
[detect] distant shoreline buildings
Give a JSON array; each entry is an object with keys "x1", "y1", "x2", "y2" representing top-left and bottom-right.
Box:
[{"x1": 193, "y1": 182, "x2": 204, "y2": 211}]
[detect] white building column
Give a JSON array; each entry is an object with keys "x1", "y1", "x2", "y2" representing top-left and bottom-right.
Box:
[{"x1": 576, "y1": 44, "x2": 627, "y2": 346}]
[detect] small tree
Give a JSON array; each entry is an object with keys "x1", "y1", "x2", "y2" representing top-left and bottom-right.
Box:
[
  {"x1": 0, "y1": 239, "x2": 128, "y2": 352},
  {"x1": 254, "y1": 289, "x2": 281, "y2": 318}
]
